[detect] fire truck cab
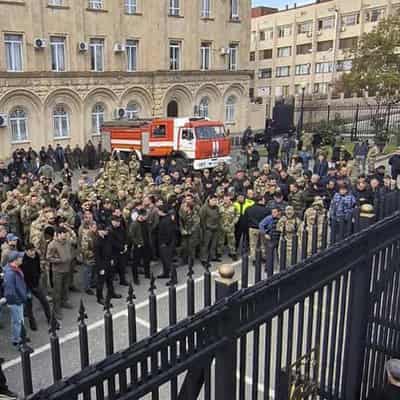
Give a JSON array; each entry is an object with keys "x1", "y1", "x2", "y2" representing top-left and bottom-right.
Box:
[{"x1": 101, "y1": 117, "x2": 232, "y2": 170}]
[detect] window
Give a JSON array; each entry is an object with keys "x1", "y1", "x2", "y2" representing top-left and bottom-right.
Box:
[
  {"x1": 126, "y1": 102, "x2": 141, "y2": 119},
  {"x1": 153, "y1": 124, "x2": 167, "y2": 137},
  {"x1": 297, "y1": 21, "x2": 313, "y2": 34},
  {"x1": 53, "y1": 105, "x2": 70, "y2": 138},
  {"x1": 199, "y1": 97, "x2": 209, "y2": 118},
  {"x1": 318, "y1": 17, "x2": 335, "y2": 30},
  {"x1": 249, "y1": 51, "x2": 255, "y2": 62},
  {"x1": 88, "y1": 0, "x2": 103, "y2": 9},
  {"x1": 257, "y1": 86, "x2": 271, "y2": 97},
  {"x1": 295, "y1": 64, "x2": 310, "y2": 75},
  {"x1": 230, "y1": 0, "x2": 239, "y2": 19},
  {"x1": 5, "y1": 34, "x2": 23, "y2": 72},
  {"x1": 224, "y1": 96, "x2": 236, "y2": 122},
  {"x1": 337, "y1": 59, "x2": 352, "y2": 71},
  {"x1": 365, "y1": 8, "x2": 385, "y2": 23},
  {"x1": 296, "y1": 43, "x2": 312, "y2": 55},
  {"x1": 200, "y1": 42, "x2": 211, "y2": 70},
  {"x1": 201, "y1": 0, "x2": 211, "y2": 17},
  {"x1": 228, "y1": 44, "x2": 238, "y2": 71},
  {"x1": 169, "y1": 0, "x2": 180, "y2": 16},
  {"x1": 50, "y1": 36, "x2": 65, "y2": 72},
  {"x1": 317, "y1": 40, "x2": 333, "y2": 52},
  {"x1": 91, "y1": 103, "x2": 105, "y2": 135},
  {"x1": 126, "y1": 39, "x2": 138, "y2": 71},
  {"x1": 169, "y1": 40, "x2": 181, "y2": 70},
  {"x1": 89, "y1": 38, "x2": 104, "y2": 71},
  {"x1": 259, "y1": 49, "x2": 272, "y2": 60},
  {"x1": 276, "y1": 66, "x2": 290, "y2": 77},
  {"x1": 259, "y1": 68, "x2": 272, "y2": 79},
  {"x1": 259, "y1": 31, "x2": 265, "y2": 41},
  {"x1": 339, "y1": 36, "x2": 358, "y2": 50},
  {"x1": 277, "y1": 46, "x2": 291, "y2": 57},
  {"x1": 314, "y1": 82, "x2": 329, "y2": 94},
  {"x1": 125, "y1": 0, "x2": 137, "y2": 14},
  {"x1": 277, "y1": 25, "x2": 292, "y2": 38},
  {"x1": 315, "y1": 62, "x2": 333, "y2": 73},
  {"x1": 275, "y1": 85, "x2": 290, "y2": 97},
  {"x1": 264, "y1": 28, "x2": 273, "y2": 40},
  {"x1": 48, "y1": 0, "x2": 64, "y2": 5},
  {"x1": 341, "y1": 13, "x2": 360, "y2": 26},
  {"x1": 9, "y1": 108, "x2": 28, "y2": 142}
]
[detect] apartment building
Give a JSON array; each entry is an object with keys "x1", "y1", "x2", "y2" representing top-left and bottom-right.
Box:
[
  {"x1": 0, "y1": 0, "x2": 251, "y2": 158},
  {"x1": 250, "y1": 0, "x2": 400, "y2": 108}
]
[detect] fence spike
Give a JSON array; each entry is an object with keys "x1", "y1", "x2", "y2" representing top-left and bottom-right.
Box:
[
  {"x1": 127, "y1": 283, "x2": 136, "y2": 304},
  {"x1": 49, "y1": 310, "x2": 60, "y2": 335},
  {"x1": 149, "y1": 273, "x2": 156, "y2": 294},
  {"x1": 104, "y1": 294, "x2": 113, "y2": 312},
  {"x1": 78, "y1": 299, "x2": 88, "y2": 324},
  {"x1": 187, "y1": 262, "x2": 194, "y2": 278}
]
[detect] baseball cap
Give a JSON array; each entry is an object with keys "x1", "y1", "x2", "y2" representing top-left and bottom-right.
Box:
[
  {"x1": 6, "y1": 233, "x2": 18, "y2": 242},
  {"x1": 386, "y1": 359, "x2": 400, "y2": 380},
  {"x1": 7, "y1": 251, "x2": 24, "y2": 263}
]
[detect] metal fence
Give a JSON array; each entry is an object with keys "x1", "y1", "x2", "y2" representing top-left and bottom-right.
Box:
[
  {"x1": 294, "y1": 103, "x2": 400, "y2": 141},
  {"x1": 21, "y1": 190, "x2": 400, "y2": 400}
]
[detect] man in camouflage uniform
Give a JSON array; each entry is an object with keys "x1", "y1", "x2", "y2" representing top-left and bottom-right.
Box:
[
  {"x1": 1, "y1": 190, "x2": 21, "y2": 237},
  {"x1": 367, "y1": 144, "x2": 379, "y2": 175},
  {"x1": 106, "y1": 159, "x2": 119, "y2": 181},
  {"x1": 159, "y1": 175, "x2": 174, "y2": 202},
  {"x1": 304, "y1": 196, "x2": 327, "y2": 256},
  {"x1": 129, "y1": 153, "x2": 140, "y2": 178},
  {"x1": 79, "y1": 220, "x2": 97, "y2": 295},
  {"x1": 20, "y1": 193, "x2": 41, "y2": 246},
  {"x1": 179, "y1": 193, "x2": 201, "y2": 266},
  {"x1": 276, "y1": 206, "x2": 302, "y2": 266},
  {"x1": 288, "y1": 183, "x2": 306, "y2": 219},
  {"x1": 253, "y1": 174, "x2": 268, "y2": 197},
  {"x1": 118, "y1": 160, "x2": 130, "y2": 177},
  {"x1": 57, "y1": 198, "x2": 76, "y2": 227},
  {"x1": 217, "y1": 194, "x2": 239, "y2": 261}
]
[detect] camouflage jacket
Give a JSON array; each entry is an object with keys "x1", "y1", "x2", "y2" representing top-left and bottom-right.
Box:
[
  {"x1": 179, "y1": 204, "x2": 200, "y2": 236},
  {"x1": 219, "y1": 204, "x2": 239, "y2": 231}
]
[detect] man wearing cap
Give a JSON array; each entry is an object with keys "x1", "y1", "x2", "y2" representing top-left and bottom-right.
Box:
[
  {"x1": 1, "y1": 234, "x2": 19, "y2": 268},
  {"x1": 368, "y1": 359, "x2": 400, "y2": 399},
  {"x1": 2, "y1": 250, "x2": 28, "y2": 346}
]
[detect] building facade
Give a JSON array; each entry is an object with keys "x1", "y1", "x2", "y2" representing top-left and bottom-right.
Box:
[
  {"x1": 0, "y1": 0, "x2": 252, "y2": 158},
  {"x1": 250, "y1": 0, "x2": 400, "y2": 114}
]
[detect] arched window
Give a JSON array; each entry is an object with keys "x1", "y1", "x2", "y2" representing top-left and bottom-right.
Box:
[
  {"x1": 167, "y1": 100, "x2": 178, "y2": 117},
  {"x1": 224, "y1": 95, "x2": 236, "y2": 122},
  {"x1": 92, "y1": 103, "x2": 105, "y2": 135},
  {"x1": 9, "y1": 107, "x2": 28, "y2": 142},
  {"x1": 126, "y1": 102, "x2": 141, "y2": 119},
  {"x1": 199, "y1": 97, "x2": 209, "y2": 118},
  {"x1": 53, "y1": 105, "x2": 70, "y2": 138}
]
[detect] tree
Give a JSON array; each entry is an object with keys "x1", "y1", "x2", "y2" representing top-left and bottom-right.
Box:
[{"x1": 338, "y1": 16, "x2": 400, "y2": 104}]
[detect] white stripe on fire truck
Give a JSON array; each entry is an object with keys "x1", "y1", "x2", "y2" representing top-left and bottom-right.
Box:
[{"x1": 111, "y1": 139, "x2": 174, "y2": 147}]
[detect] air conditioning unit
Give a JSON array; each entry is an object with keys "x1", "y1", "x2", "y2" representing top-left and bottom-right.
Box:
[
  {"x1": 78, "y1": 42, "x2": 89, "y2": 52},
  {"x1": 114, "y1": 108, "x2": 126, "y2": 119},
  {"x1": 0, "y1": 114, "x2": 8, "y2": 128},
  {"x1": 34, "y1": 38, "x2": 47, "y2": 49},
  {"x1": 114, "y1": 43, "x2": 125, "y2": 53},
  {"x1": 220, "y1": 47, "x2": 229, "y2": 56}
]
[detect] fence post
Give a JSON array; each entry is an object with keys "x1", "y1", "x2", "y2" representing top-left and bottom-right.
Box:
[
  {"x1": 20, "y1": 323, "x2": 34, "y2": 397},
  {"x1": 49, "y1": 311, "x2": 62, "y2": 383},
  {"x1": 359, "y1": 204, "x2": 375, "y2": 230},
  {"x1": 187, "y1": 263, "x2": 195, "y2": 316},
  {"x1": 215, "y1": 264, "x2": 239, "y2": 400},
  {"x1": 149, "y1": 274, "x2": 158, "y2": 335}
]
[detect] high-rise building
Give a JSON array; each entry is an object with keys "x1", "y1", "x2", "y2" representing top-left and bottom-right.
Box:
[
  {"x1": 250, "y1": 0, "x2": 400, "y2": 111},
  {"x1": 0, "y1": 0, "x2": 251, "y2": 158}
]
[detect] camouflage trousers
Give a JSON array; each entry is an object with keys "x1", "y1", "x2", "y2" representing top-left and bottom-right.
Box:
[
  {"x1": 181, "y1": 232, "x2": 199, "y2": 262},
  {"x1": 217, "y1": 227, "x2": 236, "y2": 256},
  {"x1": 249, "y1": 228, "x2": 265, "y2": 259}
]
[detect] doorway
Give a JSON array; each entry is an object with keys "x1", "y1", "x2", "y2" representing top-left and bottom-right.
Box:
[{"x1": 167, "y1": 100, "x2": 178, "y2": 117}]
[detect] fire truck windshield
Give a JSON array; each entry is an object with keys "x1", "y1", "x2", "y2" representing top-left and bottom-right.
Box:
[{"x1": 195, "y1": 125, "x2": 225, "y2": 139}]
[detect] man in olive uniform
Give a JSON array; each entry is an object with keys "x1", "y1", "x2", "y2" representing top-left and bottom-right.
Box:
[
  {"x1": 57, "y1": 198, "x2": 76, "y2": 227},
  {"x1": 79, "y1": 220, "x2": 97, "y2": 295},
  {"x1": 276, "y1": 206, "x2": 302, "y2": 266},
  {"x1": 20, "y1": 193, "x2": 41, "y2": 246},
  {"x1": 288, "y1": 183, "x2": 306, "y2": 219},
  {"x1": 159, "y1": 175, "x2": 174, "y2": 202},
  {"x1": 179, "y1": 193, "x2": 201, "y2": 266},
  {"x1": 367, "y1": 144, "x2": 379, "y2": 175},
  {"x1": 304, "y1": 196, "x2": 327, "y2": 256},
  {"x1": 129, "y1": 153, "x2": 140, "y2": 178},
  {"x1": 199, "y1": 195, "x2": 221, "y2": 267},
  {"x1": 218, "y1": 194, "x2": 239, "y2": 260},
  {"x1": 1, "y1": 190, "x2": 21, "y2": 237}
]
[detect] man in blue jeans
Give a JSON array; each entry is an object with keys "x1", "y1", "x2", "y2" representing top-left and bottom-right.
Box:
[{"x1": 2, "y1": 250, "x2": 28, "y2": 347}]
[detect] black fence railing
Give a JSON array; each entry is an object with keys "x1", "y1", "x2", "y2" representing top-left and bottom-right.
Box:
[
  {"x1": 294, "y1": 103, "x2": 400, "y2": 141},
  {"x1": 20, "y1": 190, "x2": 400, "y2": 400}
]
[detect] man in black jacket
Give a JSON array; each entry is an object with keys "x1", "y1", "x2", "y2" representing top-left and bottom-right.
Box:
[
  {"x1": 22, "y1": 244, "x2": 51, "y2": 330},
  {"x1": 389, "y1": 152, "x2": 400, "y2": 180},
  {"x1": 109, "y1": 216, "x2": 129, "y2": 286},
  {"x1": 94, "y1": 225, "x2": 121, "y2": 305},
  {"x1": 157, "y1": 205, "x2": 178, "y2": 285},
  {"x1": 367, "y1": 359, "x2": 400, "y2": 400}
]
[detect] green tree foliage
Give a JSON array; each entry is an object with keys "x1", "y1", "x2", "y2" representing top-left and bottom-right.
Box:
[{"x1": 339, "y1": 16, "x2": 400, "y2": 104}]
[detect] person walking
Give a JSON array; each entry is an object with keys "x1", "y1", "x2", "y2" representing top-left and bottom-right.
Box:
[{"x1": 2, "y1": 251, "x2": 28, "y2": 347}]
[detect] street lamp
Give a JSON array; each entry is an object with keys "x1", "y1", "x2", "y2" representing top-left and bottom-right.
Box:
[{"x1": 297, "y1": 83, "x2": 306, "y2": 140}]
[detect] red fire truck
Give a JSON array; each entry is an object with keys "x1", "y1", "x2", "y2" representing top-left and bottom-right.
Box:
[{"x1": 101, "y1": 117, "x2": 232, "y2": 170}]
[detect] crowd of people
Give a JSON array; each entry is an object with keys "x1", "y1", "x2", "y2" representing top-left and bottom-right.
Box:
[{"x1": 0, "y1": 130, "x2": 399, "y2": 390}]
